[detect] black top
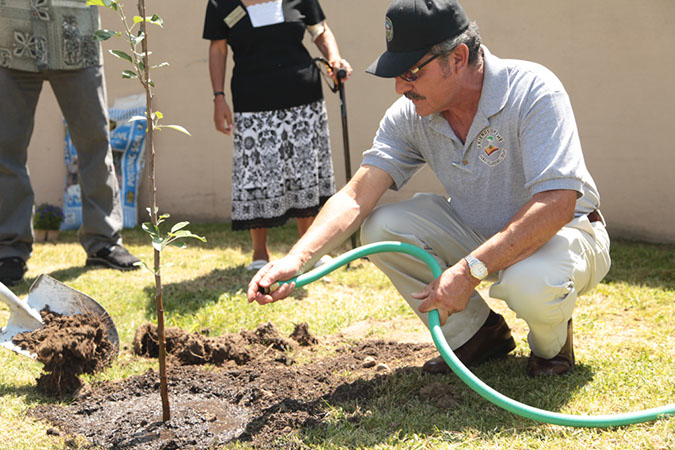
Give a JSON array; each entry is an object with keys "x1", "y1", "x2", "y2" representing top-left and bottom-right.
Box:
[{"x1": 203, "y1": 0, "x2": 325, "y2": 112}]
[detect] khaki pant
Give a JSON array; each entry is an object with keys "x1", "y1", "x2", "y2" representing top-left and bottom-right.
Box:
[{"x1": 360, "y1": 193, "x2": 611, "y2": 358}]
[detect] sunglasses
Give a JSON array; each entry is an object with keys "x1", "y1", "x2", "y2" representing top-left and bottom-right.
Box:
[{"x1": 399, "y1": 53, "x2": 441, "y2": 82}]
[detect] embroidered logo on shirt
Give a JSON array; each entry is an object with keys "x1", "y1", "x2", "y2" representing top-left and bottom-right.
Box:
[
  {"x1": 485, "y1": 143, "x2": 499, "y2": 156},
  {"x1": 476, "y1": 128, "x2": 507, "y2": 167}
]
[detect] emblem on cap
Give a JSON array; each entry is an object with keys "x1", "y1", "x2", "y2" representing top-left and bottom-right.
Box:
[{"x1": 385, "y1": 17, "x2": 393, "y2": 42}]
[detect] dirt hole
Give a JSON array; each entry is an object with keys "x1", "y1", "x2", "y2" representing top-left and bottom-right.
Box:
[{"x1": 28, "y1": 321, "x2": 442, "y2": 449}]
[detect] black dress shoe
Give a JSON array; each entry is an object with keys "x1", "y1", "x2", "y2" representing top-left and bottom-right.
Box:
[
  {"x1": 0, "y1": 257, "x2": 27, "y2": 286},
  {"x1": 422, "y1": 310, "x2": 516, "y2": 374},
  {"x1": 527, "y1": 319, "x2": 575, "y2": 377},
  {"x1": 86, "y1": 244, "x2": 140, "y2": 271}
]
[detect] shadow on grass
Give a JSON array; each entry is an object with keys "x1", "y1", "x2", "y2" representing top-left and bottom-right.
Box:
[
  {"x1": 241, "y1": 358, "x2": 596, "y2": 447},
  {"x1": 7, "y1": 265, "x2": 104, "y2": 297},
  {"x1": 0, "y1": 381, "x2": 69, "y2": 406},
  {"x1": 140, "y1": 266, "x2": 310, "y2": 317},
  {"x1": 603, "y1": 239, "x2": 674, "y2": 289},
  {"x1": 118, "y1": 222, "x2": 300, "y2": 252}
]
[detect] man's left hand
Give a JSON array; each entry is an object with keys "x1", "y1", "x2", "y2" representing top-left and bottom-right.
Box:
[{"x1": 414, "y1": 262, "x2": 480, "y2": 326}]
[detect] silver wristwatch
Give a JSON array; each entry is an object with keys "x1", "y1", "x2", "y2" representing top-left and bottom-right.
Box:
[{"x1": 464, "y1": 254, "x2": 488, "y2": 281}]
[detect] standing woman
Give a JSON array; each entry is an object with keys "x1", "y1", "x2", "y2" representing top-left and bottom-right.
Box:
[{"x1": 203, "y1": 0, "x2": 352, "y2": 270}]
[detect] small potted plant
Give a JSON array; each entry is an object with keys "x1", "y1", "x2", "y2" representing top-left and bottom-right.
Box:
[{"x1": 33, "y1": 203, "x2": 65, "y2": 242}]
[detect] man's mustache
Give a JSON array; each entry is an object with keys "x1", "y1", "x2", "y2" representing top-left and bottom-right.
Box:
[{"x1": 404, "y1": 91, "x2": 426, "y2": 100}]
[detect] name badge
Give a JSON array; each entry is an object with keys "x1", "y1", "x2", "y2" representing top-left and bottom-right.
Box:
[{"x1": 224, "y1": 6, "x2": 247, "y2": 28}]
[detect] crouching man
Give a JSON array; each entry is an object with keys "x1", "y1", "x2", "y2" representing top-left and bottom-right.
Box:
[{"x1": 248, "y1": 0, "x2": 610, "y2": 377}]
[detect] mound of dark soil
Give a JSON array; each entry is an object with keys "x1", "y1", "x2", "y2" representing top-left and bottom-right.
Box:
[
  {"x1": 133, "y1": 321, "x2": 307, "y2": 366},
  {"x1": 30, "y1": 323, "x2": 439, "y2": 449},
  {"x1": 12, "y1": 308, "x2": 116, "y2": 397}
]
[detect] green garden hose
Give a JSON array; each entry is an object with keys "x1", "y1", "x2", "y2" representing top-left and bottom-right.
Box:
[{"x1": 268, "y1": 241, "x2": 675, "y2": 427}]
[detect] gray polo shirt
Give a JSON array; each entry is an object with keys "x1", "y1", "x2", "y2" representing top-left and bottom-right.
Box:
[
  {"x1": 362, "y1": 46, "x2": 600, "y2": 238},
  {"x1": 0, "y1": 0, "x2": 102, "y2": 72}
]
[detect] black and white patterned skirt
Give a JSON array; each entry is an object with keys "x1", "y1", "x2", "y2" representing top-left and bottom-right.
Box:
[{"x1": 231, "y1": 100, "x2": 335, "y2": 230}]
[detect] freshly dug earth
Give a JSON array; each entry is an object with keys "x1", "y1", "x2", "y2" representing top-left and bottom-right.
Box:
[
  {"x1": 29, "y1": 322, "x2": 449, "y2": 449},
  {"x1": 12, "y1": 308, "x2": 116, "y2": 396},
  {"x1": 132, "y1": 321, "x2": 297, "y2": 366}
]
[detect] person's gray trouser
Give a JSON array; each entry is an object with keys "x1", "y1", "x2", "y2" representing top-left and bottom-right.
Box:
[
  {"x1": 0, "y1": 67, "x2": 123, "y2": 261},
  {"x1": 360, "y1": 193, "x2": 611, "y2": 359}
]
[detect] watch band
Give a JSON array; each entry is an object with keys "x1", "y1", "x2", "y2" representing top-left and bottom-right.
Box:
[{"x1": 213, "y1": 91, "x2": 225, "y2": 99}]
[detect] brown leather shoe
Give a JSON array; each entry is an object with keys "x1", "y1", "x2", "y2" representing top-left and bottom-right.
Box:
[
  {"x1": 526, "y1": 319, "x2": 575, "y2": 377},
  {"x1": 422, "y1": 310, "x2": 516, "y2": 374}
]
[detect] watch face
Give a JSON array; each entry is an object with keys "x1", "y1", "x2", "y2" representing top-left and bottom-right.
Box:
[{"x1": 470, "y1": 261, "x2": 487, "y2": 279}]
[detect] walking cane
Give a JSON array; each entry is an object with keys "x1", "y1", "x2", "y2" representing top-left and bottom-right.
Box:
[
  {"x1": 335, "y1": 68, "x2": 358, "y2": 251},
  {"x1": 314, "y1": 58, "x2": 358, "y2": 252}
]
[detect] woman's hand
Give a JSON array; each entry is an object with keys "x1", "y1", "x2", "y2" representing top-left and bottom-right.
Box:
[
  {"x1": 313, "y1": 22, "x2": 351, "y2": 82},
  {"x1": 328, "y1": 58, "x2": 352, "y2": 82},
  {"x1": 213, "y1": 95, "x2": 234, "y2": 135}
]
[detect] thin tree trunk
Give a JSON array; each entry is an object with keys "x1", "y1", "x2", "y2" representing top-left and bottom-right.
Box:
[{"x1": 138, "y1": 0, "x2": 170, "y2": 422}]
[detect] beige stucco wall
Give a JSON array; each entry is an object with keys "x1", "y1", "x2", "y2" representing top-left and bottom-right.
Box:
[{"x1": 27, "y1": 0, "x2": 675, "y2": 243}]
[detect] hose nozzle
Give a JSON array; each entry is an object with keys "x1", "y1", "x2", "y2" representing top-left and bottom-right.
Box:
[{"x1": 258, "y1": 282, "x2": 280, "y2": 296}]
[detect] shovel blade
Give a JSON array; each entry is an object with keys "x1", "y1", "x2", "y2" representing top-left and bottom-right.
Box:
[
  {"x1": 0, "y1": 331, "x2": 38, "y2": 357},
  {"x1": 0, "y1": 274, "x2": 119, "y2": 359}
]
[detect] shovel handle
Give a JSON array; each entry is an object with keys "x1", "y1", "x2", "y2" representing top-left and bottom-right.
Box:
[{"x1": 0, "y1": 281, "x2": 43, "y2": 326}]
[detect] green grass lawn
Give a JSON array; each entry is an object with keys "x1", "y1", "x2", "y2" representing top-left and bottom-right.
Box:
[{"x1": 0, "y1": 223, "x2": 673, "y2": 449}]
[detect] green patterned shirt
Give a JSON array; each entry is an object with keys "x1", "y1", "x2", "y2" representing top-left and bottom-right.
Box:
[{"x1": 0, "y1": 0, "x2": 102, "y2": 72}]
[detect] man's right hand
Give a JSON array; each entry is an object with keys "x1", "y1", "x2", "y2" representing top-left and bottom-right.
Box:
[
  {"x1": 214, "y1": 96, "x2": 233, "y2": 135},
  {"x1": 247, "y1": 255, "x2": 305, "y2": 305}
]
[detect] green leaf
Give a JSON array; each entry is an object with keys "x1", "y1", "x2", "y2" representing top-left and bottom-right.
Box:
[
  {"x1": 141, "y1": 222, "x2": 154, "y2": 234},
  {"x1": 109, "y1": 50, "x2": 133, "y2": 64},
  {"x1": 169, "y1": 230, "x2": 191, "y2": 238},
  {"x1": 134, "y1": 260, "x2": 156, "y2": 275},
  {"x1": 122, "y1": 70, "x2": 138, "y2": 79},
  {"x1": 93, "y1": 29, "x2": 118, "y2": 41},
  {"x1": 148, "y1": 80, "x2": 155, "y2": 87},
  {"x1": 138, "y1": 60, "x2": 145, "y2": 73},
  {"x1": 171, "y1": 241, "x2": 187, "y2": 249},
  {"x1": 152, "y1": 236, "x2": 164, "y2": 251},
  {"x1": 87, "y1": 0, "x2": 114, "y2": 7},
  {"x1": 183, "y1": 231, "x2": 207, "y2": 242},
  {"x1": 149, "y1": 14, "x2": 164, "y2": 27},
  {"x1": 129, "y1": 115, "x2": 147, "y2": 122},
  {"x1": 141, "y1": 223, "x2": 159, "y2": 238},
  {"x1": 159, "y1": 213, "x2": 171, "y2": 220},
  {"x1": 151, "y1": 62, "x2": 169, "y2": 70},
  {"x1": 134, "y1": 35, "x2": 145, "y2": 46},
  {"x1": 171, "y1": 221, "x2": 189, "y2": 232},
  {"x1": 129, "y1": 34, "x2": 144, "y2": 47},
  {"x1": 160, "y1": 125, "x2": 191, "y2": 136},
  {"x1": 133, "y1": 14, "x2": 163, "y2": 28},
  {"x1": 153, "y1": 111, "x2": 164, "y2": 120}
]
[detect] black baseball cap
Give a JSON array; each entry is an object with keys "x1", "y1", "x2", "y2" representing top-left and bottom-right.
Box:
[{"x1": 366, "y1": 0, "x2": 470, "y2": 78}]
